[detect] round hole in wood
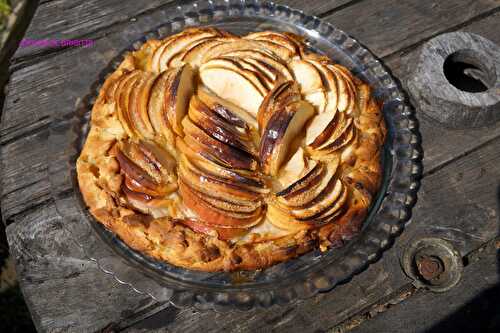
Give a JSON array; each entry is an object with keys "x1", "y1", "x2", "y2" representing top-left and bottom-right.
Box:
[{"x1": 442, "y1": 49, "x2": 496, "y2": 93}]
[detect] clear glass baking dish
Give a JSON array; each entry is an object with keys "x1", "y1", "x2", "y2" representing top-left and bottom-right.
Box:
[{"x1": 48, "y1": 0, "x2": 422, "y2": 311}]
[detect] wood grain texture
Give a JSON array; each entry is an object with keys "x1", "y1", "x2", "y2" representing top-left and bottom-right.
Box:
[
  {"x1": 406, "y1": 32, "x2": 500, "y2": 128},
  {"x1": 5, "y1": 201, "x2": 162, "y2": 332},
  {"x1": 323, "y1": 0, "x2": 500, "y2": 58},
  {"x1": 12, "y1": 0, "x2": 178, "y2": 59},
  {"x1": 13, "y1": 0, "x2": 353, "y2": 60},
  {"x1": 351, "y1": 240, "x2": 500, "y2": 333}
]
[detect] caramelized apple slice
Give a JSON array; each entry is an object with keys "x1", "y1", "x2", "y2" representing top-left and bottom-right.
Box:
[
  {"x1": 179, "y1": 146, "x2": 266, "y2": 194},
  {"x1": 180, "y1": 218, "x2": 249, "y2": 240},
  {"x1": 267, "y1": 204, "x2": 311, "y2": 231},
  {"x1": 244, "y1": 31, "x2": 303, "y2": 55},
  {"x1": 188, "y1": 96, "x2": 257, "y2": 156},
  {"x1": 289, "y1": 59, "x2": 324, "y2": 94},
  {"x1": 153, "y1": 30, "x2": 220, "y2": 72},
  {"x1": 116, "y1": 149, "x2": 159, "y2": 193},
  {"x1": 257, "y1": 80, "x2": 301, "y2": 132},
  {"x1": 182, "y1": 117, "x2": 257, "y2": 171},
  {"x1": 304, "y1": 90, "x2": 327, "y2": 113},
  {"x1": 203, "y1": 57, "x2": 270, "y2": 96},
  {"x1": 289, "y1": 179, "x2": 343, "y2": 220},
  {"x1": 197, "y1": 86, "x2": 257, "y2": 130},
  {"x1": 306, "y1": 59, "x2": 339, "y2": 113},
  {"x1": 259, "y1": 100, "x2": 314, "y2": 176},
  {"x1": 200, "y1": 66, "x2": 264, "y2": 117},
  {"x1": 327, "y1": 64, "x2": 356, "y2": 114},
  {"x1": 317, "y1": 116, "x2": 353, "y2": 150},
  {"x1": 223, "y1": 49, "x2": 293, "y2": 80},
  {"x1": 178, "y1": 154, "x2": 262, "y2": 203},
  {"x1": 115, "y1": 70, "x2": 143, "y2": 137},
  {"x1": 128, "y1": 73, "x2": 156, "y2": 139},
  {"x1": 163, "y1": 64, "x2": 195, "y2": 135},
  {"x1": 278, "y1": 158, "x2": 338, "y2": 207},
  {"x1": 179, "y1": 180, "x2": 263, "y2": 228},
  {"x1": 305, "y1": 109, "x2": 339, "y2": 147},
  {"x1": 182, "y1": 38, "x2": 235, "y2": 67},
  {"x1": 148, "y1": 70, "x2": 174, "y2": 140}
]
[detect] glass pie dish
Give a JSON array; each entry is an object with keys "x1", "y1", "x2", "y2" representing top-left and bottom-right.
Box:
[{"x1": 48, "y1": 0, "x2": 422, "y2": 311}]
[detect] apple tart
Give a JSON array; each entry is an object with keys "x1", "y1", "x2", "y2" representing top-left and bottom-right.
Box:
[{"x1": 77, "y1": 27, "x2": 386, "y2": 272}]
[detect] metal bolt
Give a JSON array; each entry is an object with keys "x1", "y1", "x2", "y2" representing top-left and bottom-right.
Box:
[
  {"x1": 416, "y1": 255, "x2": 444, "y2": 283},
  {"x1": 402, "y1": 237, "x2": 463, "y2": 292}
]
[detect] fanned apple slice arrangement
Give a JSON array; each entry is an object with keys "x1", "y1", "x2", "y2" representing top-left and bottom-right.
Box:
[{"x1": 77, "y1": 27, "x2": 386, "y2": 271}]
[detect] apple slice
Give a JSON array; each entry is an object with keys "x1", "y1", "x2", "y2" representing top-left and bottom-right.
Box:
[
  {"x1": 182, "y1": 38, "x2": 234, "y2": 67},
  {"x1": 176, "y1": 137, "x2": 264, "y2": 189},
  {"x1": 241, "y1": 38, "x2": 295, "y2": 61},
  {"x1": 305, "y1": 108, "x2": 339, "y2": 147},
  {"x1": 147, "y1": 70, "x2": 174, "y2": 141},
  {"x1": 199, "y1": 66, "x2": 264, "y2": 117},
  {"x1": 267, "y1": 204, "x2": 312, "y2": 231},
  {"x1": 136, "y1": 140, "x2": 176, "y2": 175},
  {"x1": 200, "y1": 39, "x2": 274, "y2": 64},
  {"x1": 244, "y1": 31, "x2": 302, "y2": 54},
  {"x1": 188, "y1": 96, "x2": 257, "y2": 156},
  {"x1": 178, "y1": 154, "x2": 262, "y2": 203},
  {"x1": 178, "y1": 180, "x2": 263, "y2": 228},
  {"x1": 289, "y1": 178, "x2": 344, "y2": 220},
  {"x1": 116, "y1": 149, "x2": 161, "y2": 194},
  {"x1": 289, "y1": 59, "x2": 324, "y2": 94},
  {"x1": 275, "y1": 147, "x2": 318, "y2": 190},
  {"x1": 304, "y1": 90, "x2": 327, "y2": 114},
  {"x1": 201, "y1": 57, "x2": 269, "y2": 96},
  {"x1": 236, "y1": 58, "x2": 275, "y2": 90},
  {"x1": 276, "y1": 162, "x2": 325, "y2": 198},
  {"x1": 186, "y1": 183, "x2": 261, "y2": 214},
  {"x1": 167, "y1": 36, "x2": 221, "y2": 67},
  {"x1": 326, "y1": 64, "x2": 356, "y2": 114},
  {"x1": 301, "y1": 185, "x2": 348, "y2": 223},
  {"x1": 153, "y1": 30, "x2": 220, "y2": 72},
  {"x1": 222, "y1": 49, "x2": 294, "y2": 80},
  {"x1": 319, "y1": 121, "x2": 355, "y2": 153},
  {"x1": 278, "y1": 158, "x2": 338, "y2": 207},
  {"x1": 128, "y1": 73, "x2": 156, "y2": 139},
  {"x1": 115, "y1": 70, "x2": 143, "y2": 138},
  {"x1": 259, "y1": 100, "x2": 314, "y2": 176},
  {"x1": 163, "y1": 64, "x2": 195, "y2": 135},
  {"x1": 197, "y1": 86, "x2": 258, "y2": 130},
  {"x1": 306, "y1": 59, "x2": 339, "y2": 113},
  {"x1": 179, "y1": 218, "x2": 249, "y2": 240},
  {"x1": 317, "y1": 116, "x2": 353, "y2": 150},
  {"x1": 182, "y1": 117, "x2": 257, "y2": 171},
  {"x1": 257, "y1": 80, "x2": 301, "y2": 132}
]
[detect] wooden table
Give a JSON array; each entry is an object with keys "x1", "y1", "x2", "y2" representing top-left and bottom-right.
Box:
[{"x1": 1, "y1": 0, "x2": 499, "y2": 332}]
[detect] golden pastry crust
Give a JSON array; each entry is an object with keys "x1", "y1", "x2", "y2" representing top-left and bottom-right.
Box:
[{"x1": 77, "y1": 27, "x2": 386, "y2": 272}]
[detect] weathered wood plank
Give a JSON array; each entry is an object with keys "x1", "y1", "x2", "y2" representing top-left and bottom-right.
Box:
[
  {"x1": 350, "y1": 239, "x2": 500, "y2": 333},
  {"x1": 324, "y1": 0, "x2": 500, "y2": 58},
  {"x1": 5, "y1": 201, "x2": 162, "y2": 332},
  {"x1": 13, "y1": 0, "x2": 352, "y2": 60},
  {"x1": 12, "y1": 0, "x2": 177, "y2": 59}
]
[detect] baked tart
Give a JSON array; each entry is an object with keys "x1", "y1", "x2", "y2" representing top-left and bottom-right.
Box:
[{"x1": 77, "y1": 27, "x2": 386, "y2": 272}]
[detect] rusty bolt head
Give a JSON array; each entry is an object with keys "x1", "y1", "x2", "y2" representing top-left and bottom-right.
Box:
[{"x1": 416, "y1": 255, "x2": 444, "y2": 283}]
